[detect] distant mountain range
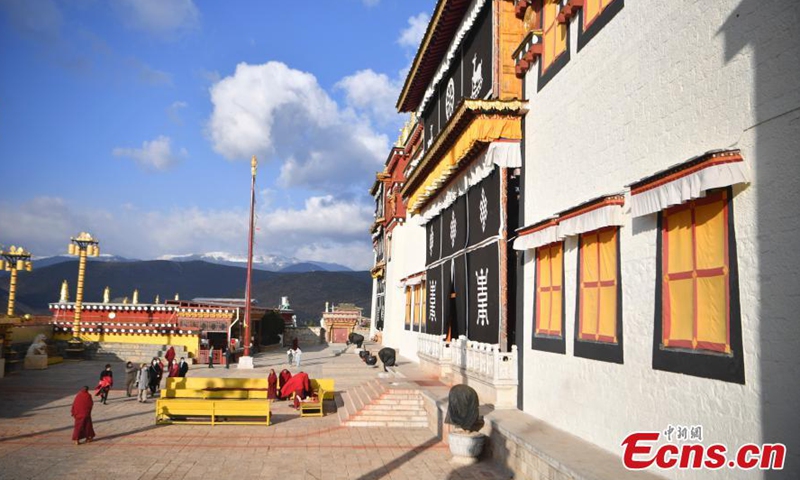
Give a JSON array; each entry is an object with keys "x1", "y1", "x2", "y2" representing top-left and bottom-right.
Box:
[
  {"x1": 0, "y1": 260, "x2": 371, "y2": 324},
  {"x1": 31, "y1": 252, "x2": 352, "y2": 273}
]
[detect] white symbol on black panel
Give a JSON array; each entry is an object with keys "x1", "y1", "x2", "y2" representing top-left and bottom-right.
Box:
[
  {"x1": 445, "y1": 77, "x2": 455, "y2": 119},
  {"x1": 450, "y1": 211, "x2": 457, "y2": 248},
  {"x1": 475, "y1": 268, "x2": 489, "y2": 326},
  {"x1": 471, "y1": 53, "x2": 483, "y2": 98},
  {"x1": 479, "y1": 187, "x2": 488, "y2": 233},
  {"x1": 429, "y1": 227, "x2": 434, "y2": 256},
  {"x1": 429, "y1": 280, "x2": 437, "y2": 323}
]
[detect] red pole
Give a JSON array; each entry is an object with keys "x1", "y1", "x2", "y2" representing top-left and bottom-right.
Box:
[{"x1": 244, "y1": 155, "x2": 257, "y2": 357}]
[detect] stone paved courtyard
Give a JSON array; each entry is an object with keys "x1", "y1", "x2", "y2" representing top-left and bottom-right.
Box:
[{"x1": 0, "y1": 344, "x2": 510, "y2": 480}]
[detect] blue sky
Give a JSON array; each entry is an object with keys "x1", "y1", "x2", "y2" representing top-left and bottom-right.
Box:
[{"x1": 0, "y1": 0, "x2": 433, "y2": 270}]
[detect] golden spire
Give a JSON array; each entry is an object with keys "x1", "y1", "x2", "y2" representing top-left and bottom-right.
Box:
[
  {"x1": 155, "y1": 294, "x2": 160, "y2": 304},
  {"x1": 103, "y1": 286, "x2": 110, "y2": 304},
  {"x1": 60, "y1": 280, "x2": 69, "y2": 303},
  {"x1": 132, "y1": 289, "x2": 139, "y2": 305},
  {"x1": 251, "y1": 155, "x2": 258, "y2": 177}
]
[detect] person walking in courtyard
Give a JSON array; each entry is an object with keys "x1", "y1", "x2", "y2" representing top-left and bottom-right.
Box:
[
  {"x1": 136, "y1": 363, "x2": 149, "y2": 403},
  {"x1": 148, "y1": 358, "x2": 162, "y2": 396},
  {"x1": 224, "y1": 347, "x2": 232, "y2": 369},
  {"x1": 165, "y1": 345, "x2": 175, "y2": 365},
  {"x1": 208, "y1": 345, "x2": 214, "y2": 368},
  {"x1": 95, "y1": 364, "x2": 113, "y2": 405},
  {"x1": 124, "y1": 361, "x2": 137, "y2": 397},
  {"x1": 293, "y1": 345, "x2": 302, "y2": 368},
  {"x1": 267, "y1": 368, "x2": 278, "y2": 400},
  {"x1": 168, "y1": 359, "x2": 179, "y2": 377},
  {"x1": 178, "y1": 357, "x2": 189, "y2": 377},
  {"x1": 71, "y1": 386, "x2": 95, "y2": 445}
]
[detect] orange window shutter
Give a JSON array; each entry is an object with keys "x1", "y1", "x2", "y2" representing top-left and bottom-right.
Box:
[
  {"x1": 694, "y1": 192, "x2": 730, "y2": 352},
  {"x1": 550, "y1": 243, "x2": 564, "y2": 336},
  {"x1": 580, "y1": 233, "x2": 599, "y2": 340},
  {"x1": 542, "y1": 0, "x2": 558, "y2": 71},
  {"x1": 597, "y1": 229, "x2": 618, "y2": 342}
]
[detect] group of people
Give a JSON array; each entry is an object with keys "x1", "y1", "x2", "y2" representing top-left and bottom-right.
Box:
[
  {"x1": 206, "y1": 345, "x2": 235, "y2": 369},
  {"x1": 74, "y1": 349, "x2": 191, "y2": 445},
  {"x1": 266, "y1": 368, "x2": 314, "y2": 409},
  {"x1": 286, "y1": 338, "x2": 302, "y2": 367}
]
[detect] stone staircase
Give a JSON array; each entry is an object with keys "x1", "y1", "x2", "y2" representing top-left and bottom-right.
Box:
[
  {"x1": 339, "y1": 379, "x2": 429, "y2": 428},
  {"x1": 93, "y1": 343, "x2": 188, "y2": 364}
]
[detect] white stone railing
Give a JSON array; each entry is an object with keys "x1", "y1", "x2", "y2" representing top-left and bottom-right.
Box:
[
  {"x1": 450, "y1": 336, "x2": 518, "y2": 385},
  {"x1": 417, "y1": 333, "x2": 448, "y2": 362}
]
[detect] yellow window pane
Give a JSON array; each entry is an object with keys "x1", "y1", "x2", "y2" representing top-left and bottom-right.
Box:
[
  {"x1": 601, "y1": 0, "x2": 614, "y2": 10},
  {"x1": 551, "y1": 244, "x2": 563, "y2": 288},
  {"x1": 598, "y1": 230, "x2": 617, "y2": 282},
  {"x1": 538, "y1": 292, "x2": 552, "y2": 332},
  {"x1": 582, "y1": 236, "x2": 598, "y2": 283},
  {"x1": 598, "y1": 285, "x2": 617, "y2": 339},
  {"x1": 551, "y1": 291, "x2": 562, "y2": 335},
  {"x1": 696, "y1": 276, "x2": 728, "y2": 346},
  {"x1": 584, "y1": 0, "x2": 600, "y2": 25},
  {"x1": 666, "y1": 278, "x2": 694, "y2": 342},
  {"x1": 695, "y1": 200, "x2": 726, "y2": 270},
  {"x1": 581, "y1": 287, "x2": 599, "y2": 336},
  {"x1": 538, "y1": 253, "x2": 551, "y2": 288},
  {"x1": 666, "y1": 208, "x2": 694, "y2": 274},
  {"x1": 554, "y1": 23, "x2": 567, "y2": 58}
]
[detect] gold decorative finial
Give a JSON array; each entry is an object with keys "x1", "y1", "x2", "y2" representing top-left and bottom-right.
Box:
[
  {"x1": 251, "y1": 155, "x2": 258, "y2": 177},
  {"x1": 123, "y1": 296, "x2": 129, "y2": 304},
  {"x1": 174, "y1": 293, "x2": 179, "y2": 301},
  {"x1": 60, "y1": 280, "x2": 69, "y2": 303},
  {"x1": 155, "y1": 294, "x2": 160, "y2": 304},
  {"x1": 132, "y1": 289, "x2": 139, "y2": 305},
  {"x1": 103, "y1": 286, "x2": 110, "y2": 304}
]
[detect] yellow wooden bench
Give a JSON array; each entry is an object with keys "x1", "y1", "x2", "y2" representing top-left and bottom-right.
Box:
[
  {"x1": 166, "y1": 377, "x2": 269, "y2": 390},
  {"x1": 310, "y1": 379, "x2": 335, "y2": 400},
  {"x1": 162, "y1": 389, "x2": 268, "y2": 400},
  {"x1": 299, "y1": 388, "x2": 326, "y2": 417},
  {"x1": 156, "y1": 398, "x2": 271, "y2": 426}
]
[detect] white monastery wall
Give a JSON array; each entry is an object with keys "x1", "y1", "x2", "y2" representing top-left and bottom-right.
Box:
[
  {"x1": 382, "y1": 219, "x2": 426, "y2": 362},
  {"x1": 521, "y1": 0, "x2": 800, "y2": 478}
]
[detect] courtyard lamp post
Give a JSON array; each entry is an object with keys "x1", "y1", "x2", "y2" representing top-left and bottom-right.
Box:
[
  {"x1": 0, "y1": 245, "x2": 32, "y2": 317},
  {"x1": 67, "y1": 233, "x2": 99, "y2": 347}
]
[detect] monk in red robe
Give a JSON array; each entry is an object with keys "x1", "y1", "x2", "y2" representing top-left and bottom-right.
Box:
[
  {"x1": 279, "y1": 369, "x2": 292, "y2": 394},
  {"x1": 168, "y1": 360, "x2": 179, "y2": 378},
  {"x1": 71, "y1": 386, "x2": 95, "y2": 445},
  {"x1": 165, "y1": 346, "x2": 175, "y2": 364},
  {"x1": 280, "y1": 371, "x2": 311, "y2": 409},
  {"x1": 267, "y1": 369, "x2": 278, "y2": 400}
]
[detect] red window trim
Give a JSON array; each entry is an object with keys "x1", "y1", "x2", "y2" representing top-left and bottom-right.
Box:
[
  {"x1": 578, "y1": 227, "x2": 618, "y2": 344},
  {"x1": 535, "y1": 242, "x2": 563, "y2": 337},
  {"x1": 661, "y1": 190, "x2": 731, "y2": 354}
]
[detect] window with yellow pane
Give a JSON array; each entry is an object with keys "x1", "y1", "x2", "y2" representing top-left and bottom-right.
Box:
[
  {"x1": 575, "y1": 227, "x2": 623, "y2": 363},
  {"x1": 538, "y1": 0, "x2": 570, "y2": 90},
  {"x1": 404, "y1": 286, "x2": 412, "y2": 330},
  {"x1": 532, "y1": 241, "x2": 566, "y2": 353},
  {"x1": 578, "y1": 0, "x2": 624, "y2": 51},
  {"x1": 654, "y1": 188, "x2": 744, "y2": 384}
]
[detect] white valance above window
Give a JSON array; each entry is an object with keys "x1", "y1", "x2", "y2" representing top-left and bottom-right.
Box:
[
  {"x1": 557, "y1": 203, "x2": 625, "y2": 238},
  {"x1": 630, "y1": 150, "x2": 749, "y2": 218},
  {"x1": 513, "y1": 220, "x2": 558, "y2": 251}
]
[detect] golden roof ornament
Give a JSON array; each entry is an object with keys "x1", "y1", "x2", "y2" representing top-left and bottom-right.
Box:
[
  {"x1": 103, "y1": 286, "x2": 110, "y2": 304},
  {"x1": 60, "y1": 280, "x2": 69, "y2": 303},
  {"x1": 123, "y1": 296, "x2": 129, "y2": 304},
  {"x1": 132, "y1": 289, "x2": 139, "y2": 305},
  {"x1": 155, "y1": 294, "x2": 160, "y2": 304}
]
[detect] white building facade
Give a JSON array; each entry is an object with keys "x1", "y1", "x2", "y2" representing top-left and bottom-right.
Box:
[{"x1": 512, "y1": 0, "x2": 799, "y2": 477}]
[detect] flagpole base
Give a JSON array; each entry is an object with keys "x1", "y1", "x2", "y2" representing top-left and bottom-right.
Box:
[{"x1": 237, "y1": 356, "x2": 254, "y2": 369}]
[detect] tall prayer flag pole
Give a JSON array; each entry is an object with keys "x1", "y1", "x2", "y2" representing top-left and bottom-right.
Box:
[{"x1": 240, "y1": 155, "x2": 257, "y2": 366}]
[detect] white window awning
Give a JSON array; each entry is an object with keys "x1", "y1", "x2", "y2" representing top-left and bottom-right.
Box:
[
  {"x1": 513, "y1": 219, "x2": 558, "y2": 251},
  {"x1": 629, "y1": 150, "x2": 749, "y2": 218}
]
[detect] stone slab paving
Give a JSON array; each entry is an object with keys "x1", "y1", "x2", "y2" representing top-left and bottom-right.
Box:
[{"x1": 0, "y1": 343, "x2": 510, "y2": 480}]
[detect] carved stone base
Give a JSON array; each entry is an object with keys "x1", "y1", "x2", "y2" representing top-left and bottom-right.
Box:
[
  {"x1": 24, "y1": 355, "x2": 48, "y2": 370},
  {"x1": 448, "y1": 430, "x2": 485, "y2": 463}
]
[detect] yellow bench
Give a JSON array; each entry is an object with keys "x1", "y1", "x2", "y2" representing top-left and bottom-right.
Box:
[
  {"x1": 156, "y1": 398, "x2": 271, "y2": 426},
  {"x1": 310, "y1": 379, "x2": 335, "y2": 400},
  {"x1": 162, "y1": 389, "x2": 268, "y2": 400},
  {"x1": 299, "y1": 388, "x2": 326, "y2": 417},
  {"x1": 166, "y1": 377, "x2": 268, "y2": 390}
]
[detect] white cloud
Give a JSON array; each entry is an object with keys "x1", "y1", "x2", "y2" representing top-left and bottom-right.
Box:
[
  {"x1": 398, "y1": 12, "x2": 430, "y2": 49},
  {"x1": 113, "y1": 0, "x2": 199, "y2": 37},
  {"x1": 207, "y1": 61, "x2": 388, "y2": 193},
  {"x1": 335, "y1": 69, "x2": 402, "y2": 125},
  {"x1": 0, "y1": 196, "x2": 373, "y2": 270},
  {"x1": 126, "y1": 57, "x2": 172, "y2": 86},
  {"x1": 112, "y1": 135, "x2": 186, "y2": 170},
  {"x1": 167, "y1": 101, "x2": 188, "y2": 124}
]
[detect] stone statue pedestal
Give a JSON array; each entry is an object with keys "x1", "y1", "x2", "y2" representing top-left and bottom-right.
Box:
[{"x1": 24, "y1": 355, "x2": 47, "y2": 370}]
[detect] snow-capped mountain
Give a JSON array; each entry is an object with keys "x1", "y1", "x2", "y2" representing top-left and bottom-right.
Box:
[
  {"x1": 157, "y1": 252, "x2": 352, "y2": 272},
  {"x1": 33, "y1": 254, "x2": 138, "y2": 268}
]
